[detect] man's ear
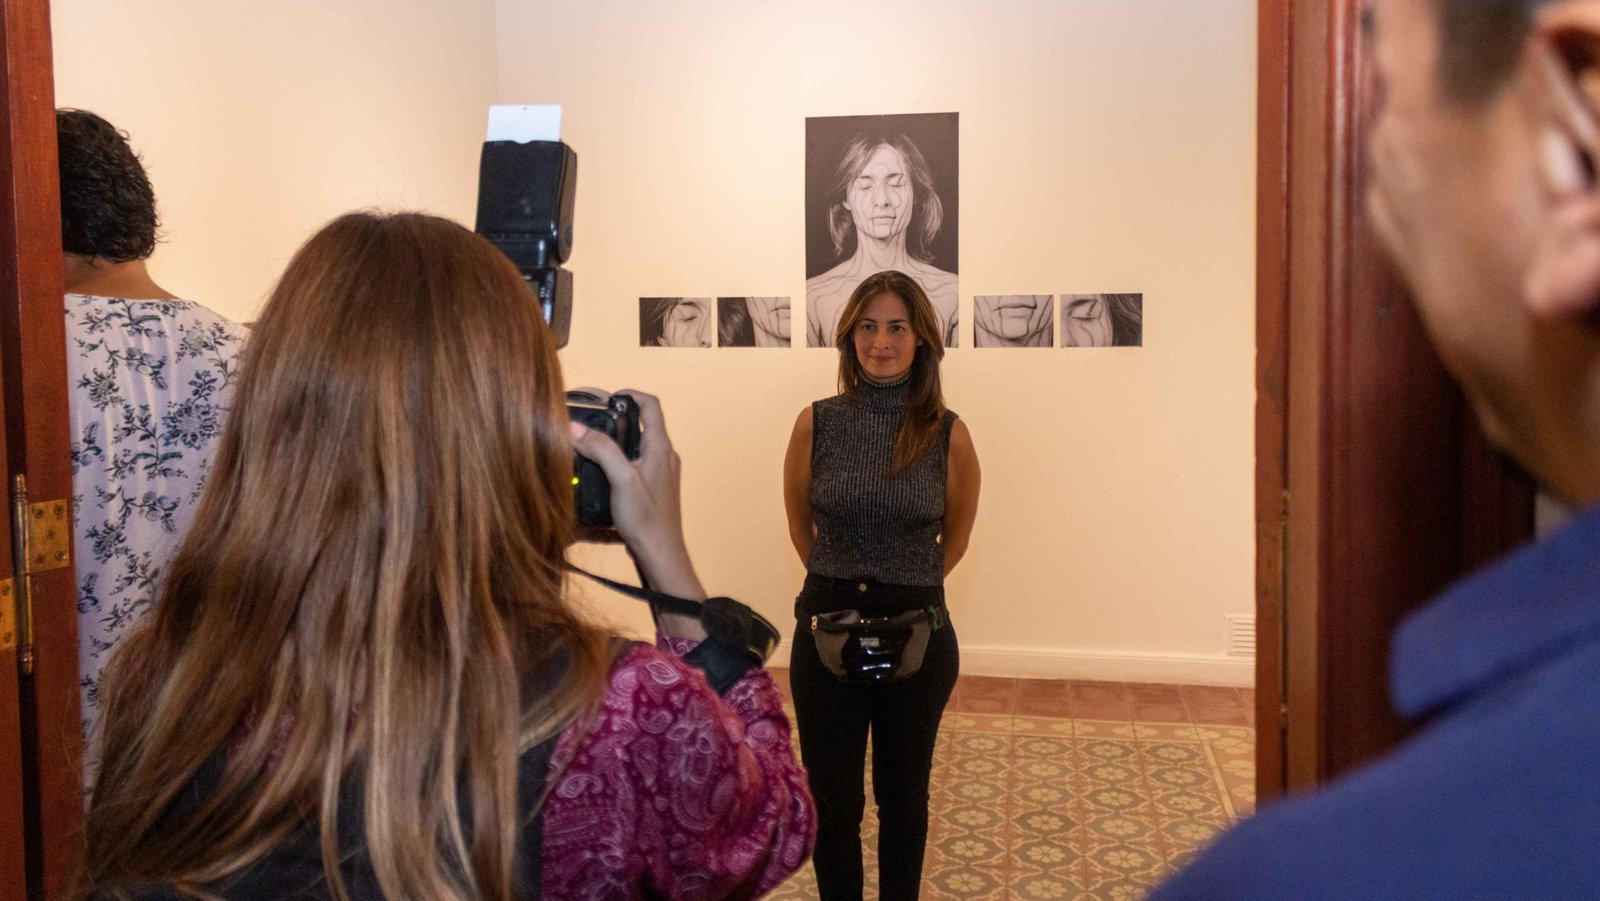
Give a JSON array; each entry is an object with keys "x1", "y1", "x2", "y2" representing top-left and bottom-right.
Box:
[
  {"x1": 1532, "y1": 4, "x2": 1600, "y2": 196},
  {"x1": 1521, "y1": 6, "x2": 1600, "y2": 321}
]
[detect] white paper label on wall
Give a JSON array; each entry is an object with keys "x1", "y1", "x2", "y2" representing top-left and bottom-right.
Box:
[{"x1": 487, "y1": 105, "x2": 561, "y2": 143}]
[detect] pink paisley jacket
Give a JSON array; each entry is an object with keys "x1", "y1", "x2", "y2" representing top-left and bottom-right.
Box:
[{"x1": 538, "y1": 636, "x2": 815, "y2": 899}]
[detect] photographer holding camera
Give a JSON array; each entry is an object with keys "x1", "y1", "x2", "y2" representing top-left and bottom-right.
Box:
[{"x1": 77, "y1": 212, "x2": 814, "y2": 900}]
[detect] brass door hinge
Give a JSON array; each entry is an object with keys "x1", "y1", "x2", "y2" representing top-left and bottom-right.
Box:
[
  {"x1": 19, "y1": 495, "x2": 70, "y2": 573},
  {"x1": 9, "y1": 475, "x2": 70, "y2": 675}
]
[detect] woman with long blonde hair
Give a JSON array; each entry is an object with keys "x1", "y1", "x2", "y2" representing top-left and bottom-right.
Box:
[
  {"x1": 80, "y1": 211, "x2": 813, "y2": 900},
  {"x1": 783, "y1": 270, "x2": 981, "y2": 900}
]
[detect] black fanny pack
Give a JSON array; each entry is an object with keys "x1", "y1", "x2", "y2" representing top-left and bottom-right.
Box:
[{"x1": 808, "y1": 604, "x2": 946, "y2": 684}]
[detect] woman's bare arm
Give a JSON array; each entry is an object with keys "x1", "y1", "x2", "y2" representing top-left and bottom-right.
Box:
[
  {"x1": 782, "y1": 406, "x2": 816, "y2": 566},
  {"x1": 942, "y1": 419, "x2": 981, "y2": 577}
]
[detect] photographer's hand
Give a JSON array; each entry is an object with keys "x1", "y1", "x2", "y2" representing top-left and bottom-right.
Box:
[{"x1": 569, "y1": 391, "x2": 708, "y2": 639}]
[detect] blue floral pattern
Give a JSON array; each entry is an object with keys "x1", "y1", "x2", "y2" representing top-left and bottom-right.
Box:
[{"x1": 66, "y1": 294, "x2": 246, "y2": 780}]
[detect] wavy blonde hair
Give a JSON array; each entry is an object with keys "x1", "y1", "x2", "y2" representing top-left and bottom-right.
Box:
[{"x1": 80, "y1": 212, "x2": 614, "y2": 900}]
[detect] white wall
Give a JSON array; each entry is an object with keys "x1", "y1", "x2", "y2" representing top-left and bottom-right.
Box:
[
  {"x1": 502, "y1": 0, "x2": 1258, "y2": 684},
  {"x1": 51, "y1": 0, "x2": 500, "y2": 323},
  {"x1": 51, "y1": 1, "x2": 1256, "y2": 685}
]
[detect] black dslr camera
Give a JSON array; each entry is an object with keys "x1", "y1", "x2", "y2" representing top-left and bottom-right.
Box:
[
  {"x1": 473, "y1": 139, "x2": 641, "y2": 528},
  {"x1": 564, "y1": 388, "x2": 641, "y2": 528}
]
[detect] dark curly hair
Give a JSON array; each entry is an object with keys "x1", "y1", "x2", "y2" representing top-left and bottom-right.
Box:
[{"x1": 57, "y1": 109, "x2": 159, "y2": 262}]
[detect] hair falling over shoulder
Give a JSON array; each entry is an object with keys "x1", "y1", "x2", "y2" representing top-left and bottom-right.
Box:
[
  {"x1": 79, "y1": 212, "x2": 615, "y2": 901},
  {"x1": 834, "y1": 270, "x2": 948, "y2": 473}
]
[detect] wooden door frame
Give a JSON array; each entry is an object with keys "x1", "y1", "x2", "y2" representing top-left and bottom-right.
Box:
[
  {"x1": 0, "y1": 338, "x2": 27, "y2": 901},
  {"x1": 1, "y1": 0, "x2": 82, "y2": 896},
  {"x1": 1255, "y1": 0, "x2": 1291, "y2": 800},
  {"x1": 1256, "y1": 0, "x2": 1536, "y2": 801}
]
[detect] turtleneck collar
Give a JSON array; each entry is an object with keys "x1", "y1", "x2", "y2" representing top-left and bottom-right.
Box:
[
  {"x1": 854, "y1": 372, "x2": 911, "y2": 411},
  {"x1": 861, "y1": 370, "x2": 910, "y2": 389}
]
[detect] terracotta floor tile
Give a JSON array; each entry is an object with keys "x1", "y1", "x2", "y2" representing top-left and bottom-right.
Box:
[
  {"x1": 1071, "y1": 681, "x2": 1131, "y2": 704},
  {"x1": 1017, "y1": 678, "x2": 1074, "y2": 699},
  {"x1": 1180, "y1": 685, "x2": 1242, "y2": 709},
  {"x1": 1015, "y1": 696, "x2": 1075, "y2": 719},
  {"x1": 1073, "y1": 698, "x2": 1135, "y2": 720},
  {"x1": 1129, "y1": 684, "x2": 1184, "y2": 705},
  {"x1": 1134, "y1": 703, "x2": 1190, "y2": 723},
  {"x1": 1187, "y1": 705, "x2": 1252, "y2": 726},
  {"x1": 955, "y1": 694, "x2": 1015, "y2": 715},
  {"x1": 960, "y1": 676, "x2": 1019, "y2": 699}
]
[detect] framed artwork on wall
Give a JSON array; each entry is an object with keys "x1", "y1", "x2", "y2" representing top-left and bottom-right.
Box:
[{"x1": 805, "y1": 112, "x2": 959, "y2": 348}]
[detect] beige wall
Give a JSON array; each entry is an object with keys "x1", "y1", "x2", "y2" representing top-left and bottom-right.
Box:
[
  {"x1": 51, "y1": 0, "x2": 500, "y2": 322},
  {"x1": 504, "y1": 0, "x2": 1258, "y2": 683},
  {"x1": 51, "y1": 0, "x2": 1257, "y2": 684}
]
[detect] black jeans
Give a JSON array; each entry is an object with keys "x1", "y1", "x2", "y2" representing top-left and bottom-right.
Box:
[{"x1": 791, "y1": 578, "x2": 960, "y2": 901}]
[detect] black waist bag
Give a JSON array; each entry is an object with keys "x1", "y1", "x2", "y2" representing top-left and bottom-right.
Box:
[{"x1": 809, "y1": 605, "x2": 945, "y2": 684}]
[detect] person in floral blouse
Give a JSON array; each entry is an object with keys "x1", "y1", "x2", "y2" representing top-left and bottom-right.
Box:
[{"x1": 56, "y1": 108, "x2": 248, "y2": 785}]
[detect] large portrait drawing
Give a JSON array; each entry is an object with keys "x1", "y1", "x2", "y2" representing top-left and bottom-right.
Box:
[{"x1": 805, "y1": 112, "x2": 959, "y2": 348}]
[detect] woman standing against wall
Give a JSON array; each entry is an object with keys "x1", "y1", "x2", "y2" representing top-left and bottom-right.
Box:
[{"x1": 783, "y1": 270, "x2": 982, "y2": 900}]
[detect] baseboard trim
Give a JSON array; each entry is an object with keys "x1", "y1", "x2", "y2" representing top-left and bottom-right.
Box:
[
  {"x1": 766, "y1": 643, "x2": 1254, "y2": 687},
  {"x1": 956, "y1": 645, "x2": 1254, "y2": 687}
]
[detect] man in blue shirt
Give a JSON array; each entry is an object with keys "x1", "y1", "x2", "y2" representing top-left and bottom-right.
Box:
[{"x1": 1157, "y1": 0, "x2": 1600, "y2": 897}]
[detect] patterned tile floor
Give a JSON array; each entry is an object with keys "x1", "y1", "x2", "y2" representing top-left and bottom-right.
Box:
[{"x1": 765, "y1": 675, "x2": 1256, "y2": 900}]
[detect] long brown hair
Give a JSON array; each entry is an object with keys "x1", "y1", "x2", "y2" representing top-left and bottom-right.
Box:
[
  {"x1": 80, "y1": 212, "x2": 614, "y2": 900},
  {"x1": 835, "y1": 270, "x2": 948, "y2": 473},
  {"x1": 825, "y1": 133, "x2": 945, "y2": 263}
]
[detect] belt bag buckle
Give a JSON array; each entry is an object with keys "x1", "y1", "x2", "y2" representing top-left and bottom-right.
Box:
[{"x1": 809, "y1": 607, "x2": 937, "y2": 684}]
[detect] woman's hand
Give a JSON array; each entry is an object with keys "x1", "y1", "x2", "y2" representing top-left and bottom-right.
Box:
[{"x1": 569, "y1": 391, "x2": 709, "y2": 634}]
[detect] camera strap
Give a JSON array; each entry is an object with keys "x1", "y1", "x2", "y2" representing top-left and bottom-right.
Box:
[
  {"x1": 569, "y1": 564, "x2": 704, "y2": 619},
  {"x1": 568, "y1": 565, "x2": 781, "y2": 694}
]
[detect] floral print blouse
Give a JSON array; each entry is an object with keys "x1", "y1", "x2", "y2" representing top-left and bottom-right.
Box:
[{"x1": 65, "y1": 294, "x2": 248, "y2": 781}]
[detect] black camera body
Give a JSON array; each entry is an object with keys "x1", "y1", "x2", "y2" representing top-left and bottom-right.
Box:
[{"x1": 565, "y1": 389, "x2": 642, "y2": 529}]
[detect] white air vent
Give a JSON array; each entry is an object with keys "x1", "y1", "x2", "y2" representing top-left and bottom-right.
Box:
[{"x1": 1226, "y1": 614, "x2": 1256, "y2": 658}]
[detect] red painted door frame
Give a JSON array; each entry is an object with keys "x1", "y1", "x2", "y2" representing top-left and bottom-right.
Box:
[{"x1": 1, "y1": 0, "x2": 83, "y2": 896}]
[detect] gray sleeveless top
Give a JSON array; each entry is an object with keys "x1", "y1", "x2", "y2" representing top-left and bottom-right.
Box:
[{"x1": 808, "y1": 381, "x2": 958, "y2": 588}]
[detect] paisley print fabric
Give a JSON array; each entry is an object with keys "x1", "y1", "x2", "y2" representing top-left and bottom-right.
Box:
[
  {"x1": 542, "y1": 637, "x2": 815, "y2": 898},
  {"x1": 65, "y1": 293, "x2": 247, "y2": 782}
]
